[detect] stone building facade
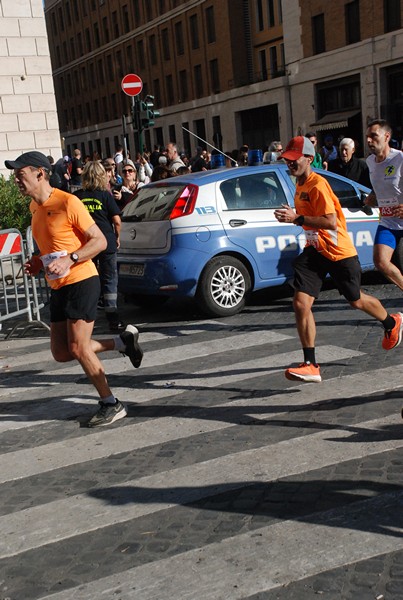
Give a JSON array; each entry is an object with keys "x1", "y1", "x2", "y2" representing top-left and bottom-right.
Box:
[
  {"x1": 0, "y1": 0, "x2": 61, "y2": 178},
  {"x1": 43, "y1": 0, "x2": 403, "y2": 160}
]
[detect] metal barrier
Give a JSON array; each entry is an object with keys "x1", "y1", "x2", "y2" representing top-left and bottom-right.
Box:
[{"x1": 0, "y1": 228, "x2": 50, "y2": 338}]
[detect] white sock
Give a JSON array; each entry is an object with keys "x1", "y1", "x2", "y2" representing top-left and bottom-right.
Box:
[
  {"x1": 114, "y1": 335, "x2": 126, "y2": 352},
  {"x1": 101, "y1": 395, "x2": 117, "y2": 405}
]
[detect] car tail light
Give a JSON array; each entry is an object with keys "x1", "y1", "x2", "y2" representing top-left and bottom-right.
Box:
[{"x1": 169, "y1": 185, "x2": 199, "y2": 220}]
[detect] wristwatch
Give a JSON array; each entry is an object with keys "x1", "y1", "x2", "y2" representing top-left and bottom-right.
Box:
[
  {"x1": 70, "y1": 252, "x2": 79, "y2": 264},
  {"x1": 293, "y1": 215, "x2": 305, "y2": 226}
]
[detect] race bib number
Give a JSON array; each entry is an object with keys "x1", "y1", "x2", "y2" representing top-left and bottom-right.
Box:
[
  {"x1": 378, "y1": 197, "x2": 399, "y2": 217},
  {"x1": 305, "y1": 230, "x2": 319, "y2": 249},
  {"x1": 41, "y1": 250, "x2": 70, "y2": 280}
]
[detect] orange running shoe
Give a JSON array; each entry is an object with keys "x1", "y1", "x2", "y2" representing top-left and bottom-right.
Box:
[
  {"x1": 382, "y1": 312, "x2": 403, "y2": 350},
  {"x1": 285, "y1": 362, "x2": 322, "y2": 383}
]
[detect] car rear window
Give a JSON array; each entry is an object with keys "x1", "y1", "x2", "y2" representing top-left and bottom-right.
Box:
[{"x1": 121, "y1": 184, "x2": 187, "y2": 222}]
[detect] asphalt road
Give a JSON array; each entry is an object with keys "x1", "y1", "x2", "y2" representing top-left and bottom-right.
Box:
[{"x1": 1, "y1": 277, "x2": 403, "y2": 600}]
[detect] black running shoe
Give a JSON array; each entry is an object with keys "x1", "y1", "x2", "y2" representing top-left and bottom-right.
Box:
[
  {"x1": 87, "y1": 400, "x2": 127, "y2": 428},
  {"x1": 119, "y1": 324, "x2": 143, "y2": 368}
]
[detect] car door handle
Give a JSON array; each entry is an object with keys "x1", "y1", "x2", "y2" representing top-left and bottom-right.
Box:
[{"x1": 229, "y1": 219, "x2": 247, "y2": 227}]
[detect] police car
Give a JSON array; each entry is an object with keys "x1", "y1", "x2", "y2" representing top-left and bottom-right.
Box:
[{"x1": 117, "y1": 164, "x2": 377, "y2": 317}]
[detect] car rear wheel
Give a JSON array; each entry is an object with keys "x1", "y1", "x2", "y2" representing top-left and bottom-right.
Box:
[{"x1": 196, "y1": 256, "x2": 251, "y2": 317}]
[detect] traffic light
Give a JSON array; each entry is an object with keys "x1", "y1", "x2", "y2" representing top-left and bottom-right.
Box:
[{"x1": 140, "y1": 95, "x2": 160, "y2": 129}]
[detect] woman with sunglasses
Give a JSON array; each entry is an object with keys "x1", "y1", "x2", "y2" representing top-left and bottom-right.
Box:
[
  {"x1": 74, "y1": 161, "x2": 125, "y2": 332},
  {"x1": 113, "y1": 159, "x2": 144, "y2": 210}
]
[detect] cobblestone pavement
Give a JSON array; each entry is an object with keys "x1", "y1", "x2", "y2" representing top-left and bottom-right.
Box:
[{"x1": 0, "y1": 277, "x2": 403, "y2": 600}]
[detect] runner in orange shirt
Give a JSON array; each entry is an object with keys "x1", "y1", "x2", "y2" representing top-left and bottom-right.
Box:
[
  {"x1": 5, "y1": 151, "x2": 143, "y2": 427},
  {"x1": 274, "y1": 136, "x2": 402, "y2": 383}
]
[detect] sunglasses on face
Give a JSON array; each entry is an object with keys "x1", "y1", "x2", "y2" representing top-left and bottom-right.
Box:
[{"x1": 122, "y1": 169, "x2": 134, "y2": 173}]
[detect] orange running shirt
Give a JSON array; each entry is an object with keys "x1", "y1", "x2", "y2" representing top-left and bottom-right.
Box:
[
  {"x1": 30, "y1": 188, "x2": 98, "y2": 289},
  {"x1": 294, "y1": 171, "x2": 357, "y2": 261}
]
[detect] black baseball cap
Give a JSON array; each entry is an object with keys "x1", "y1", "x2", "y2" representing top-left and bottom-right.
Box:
[{"x1": 5, "y1": 151, "x2": 52, "y2": 171}]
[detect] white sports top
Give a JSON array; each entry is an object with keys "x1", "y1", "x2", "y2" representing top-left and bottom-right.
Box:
[{"x1": 367, "y1": 149, "x2": 403, "y2": 229}]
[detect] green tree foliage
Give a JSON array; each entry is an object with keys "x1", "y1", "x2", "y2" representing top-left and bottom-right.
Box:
[{"x1": 0, "y1": 173, "x2": 31, "y2": 232}]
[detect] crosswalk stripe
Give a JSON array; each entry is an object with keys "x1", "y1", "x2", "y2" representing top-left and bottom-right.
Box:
[
  {"x1": 0, "y1": 329, "x2": 293, "y2": 399},
  {"x1": 0, "y1": 320, "x2": 227, "y2": 369},
  {"x1": 0, "y1": 344, "x2": 363, "y2": 438},
  {"x1": 1, "y1": 412, "x2": 401, "y2": 559},
  {"x1": 39, "y1": 489, "x2": 403, "y2": 600}
]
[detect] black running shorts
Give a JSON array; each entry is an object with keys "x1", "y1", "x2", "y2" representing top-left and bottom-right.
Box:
[
  {"x1": 50, "y1": 275, "x2": 101, "y2": 322},
  {"x1": 292, "y1": 246, "x2": 362, "y2": 302}
]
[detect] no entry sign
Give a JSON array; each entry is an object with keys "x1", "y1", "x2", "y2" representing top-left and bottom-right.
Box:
[{"x1": 121, "y1": 73, "x2": 143, "y2": 97}]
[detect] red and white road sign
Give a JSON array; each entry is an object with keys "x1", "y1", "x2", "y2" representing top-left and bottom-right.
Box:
[{"x1": 121, "y1": 73, "x2": 143, "y2": 97}]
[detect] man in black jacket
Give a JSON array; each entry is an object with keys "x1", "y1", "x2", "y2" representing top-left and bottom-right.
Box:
[{"x1": 328, "y1": 138, "x2": 371, "y2": 189}]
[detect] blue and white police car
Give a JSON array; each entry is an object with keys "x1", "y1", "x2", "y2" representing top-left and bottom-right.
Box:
[{"x1": 117, "y1": 164, "x2": 377, "y2": 317}]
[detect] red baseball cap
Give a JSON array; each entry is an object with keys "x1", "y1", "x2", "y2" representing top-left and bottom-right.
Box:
[{"x1": 281, "y1": 136, "x2": 315, "y2": 161}]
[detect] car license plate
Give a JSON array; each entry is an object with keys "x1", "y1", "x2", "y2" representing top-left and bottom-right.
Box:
[{"x1": 120, "y1": 263, "x2": 145, "y2": 277}]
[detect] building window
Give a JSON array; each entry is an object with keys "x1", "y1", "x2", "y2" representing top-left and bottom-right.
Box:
[
  {"x1": 58, "y1": 7, "x2": 64, "y2": 32},
  {"x1": 122, "y1": 5, "x2": 130, "y2": 33},
  {"x1": 183, "y1": 121, "x2": 191, "y2": 155},
  {"x1": 103, "y1": 17, "x2": 109, "y2": 43},
  {"x1": 189, "y1": 15, "x2": 199, "y2": 49},
  {"x1": 169, "y1": 124, "x2": 176, "y2": 143},
  {"x1": 137, "y1": 40, "x2": 145, "y2": 69},
  {"x1": 102, "y1": 97, "x2": 109, "y2": 121},
  {"x1": 51, "y1": 12, "x2": 57, "y2": 34},
  {"x1": 312, "y1": 13, "x2": 325, "y2": 54},
  {"x1": 85, "y1": 28, "x2": 91, "y2": 52},
  {"x1": 277, "y1": 0, "x2": 283, "y2": 23},
  {"x1": 70, "y1": 37, "x2": 75, "y2": 60},
  {"x1": 145, "y1": 2, "x2": 153, "y2": 21},
  {"x1": 94, "y1": 100, "x2": 99, "y2": 124},
  {"x1": 179, "y1": 69, "x2": 188, "y2": 101},
  {"x1": 267, "y1": 0, "x2": 275, "y2": 27},
  {"x1": 94, "y1": 22, "x2": 100, "y2": 47},
  {"x1": 162, "y1": 28, "x2": 170, "y2": 60},
  {"x1": 116, "y1": 50, "x2": 123, "y2": 78},
  {"x1": 384, "y1": 0, "x2": 401, "y2": 31},
  {"x1": 149, "y1": 35, "x2": 157, "y2": 65},
  {"x1": 166, "y1": 74, "x2": 174, "y2": 104},
  {"x1": 112, "y1": 12, "x2": 119, "y2": 38},
  {"x1": 153, "y1": 78, "x2": 161, "y2": 106},
  {"x1": 82, "y1": 0, "x2": 87, "y2": 17},
  {"x1": 346, "y1": 1, "x2": 360, "y2": 44},
  {"x1": 77, "y1": 32, "x2": 83, "y2": 55},
  {"x1": 111, "y1": 94, "x2": 118, "y2": 119},
  {"x1": 194, "y1": 64, "x2": 203, "y2": 98},
  {"x1": 269, "y1": 46, "x2": 278, "y2": 76},
  {"x1": 98, "y1": 59, "x2": 105, "y2": 84},
  {"x1": 89, "y1": 62, "x2": 96, "y2": 87},
  {"x1": 107, "y1": 54, "x2": 114, "y2": 81},
  {"x1": 105, "y1": 137, "x2": 111, "y2": 158},
  {"x1": 209, "y1": 58, "x2": 220, "y2": 93},
  {"x1": 175, "y1": 21, "x2": 184, "y2": 55},
  {"x1": 158, "y1": 0, "x2": 165, "y2": 15},
  {"x1": 259, "y1": 49, "x2": 268, "y2": 80},
  {"x1": 66, "y1": 1, "x2": 72, "y2": 27},
  {"x1": 256, "y1": 0, "x2": 264, "y2": 31},
  {"x1": 206, "y1": 6, "x2": 216, "y2": 42},
  {"x1": 80, "y1": 66, "x2": 87, "y2": 91},
  {"x1": 134, "y1": 2, "x2": 140, "y2": 26},
  {"x1": 316, "y1": 76, "x2": 360, "y2": 117}
]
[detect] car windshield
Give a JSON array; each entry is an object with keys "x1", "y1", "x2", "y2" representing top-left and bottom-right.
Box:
[{"x1": 121, "y1": 184, "x2": 186, "y2": 221}]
